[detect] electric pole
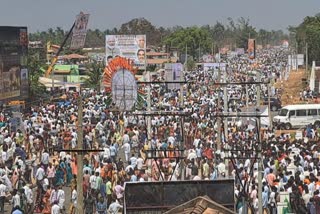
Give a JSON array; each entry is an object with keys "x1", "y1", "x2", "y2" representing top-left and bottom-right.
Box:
[
  {"x1": 223, "y1": 64, "x2": 228, "y2": 177},
  {"x1": 76, "y1": 93, "x2": 84, "y2": 214},
  {"x1": 180, "y1": 70, "x2": 185, "y2": 180},
  {"x1": 257, "y1": 70, "x2": 263, "y2": 214},
  {"x1": 217, "y1": 62, "x2": 222, "y2": 151},
  {"x1": 147, "y1": 71, "x2": 152, "y2": 181}
]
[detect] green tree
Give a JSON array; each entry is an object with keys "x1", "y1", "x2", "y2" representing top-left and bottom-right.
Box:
[
  {"x1": 83, "y1": 62, "x2": 104, "y2": 91},
  {"x1": 290, "y1": 14, "x2": 320, "y2": 64},
  {"x1": 163, "y1": 26, "x2": 213, "y2": 60},
  {"x1": 186, "y1": 56, "x2": 195, "y2": 71},
  {"x1": 27, "y1": 54, "x2": 47, "y2": 99}
]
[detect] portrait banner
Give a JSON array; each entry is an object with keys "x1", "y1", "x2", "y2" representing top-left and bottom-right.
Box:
[
  {"x1": 70, "y1": 12, "x2": 90, "y2": 49},
  {"x1": 105, "y1": 35, "x2": 146, "y2": 68},
  {"x1": 248, "y1": 39, "x2": 256, "y2": 59}
]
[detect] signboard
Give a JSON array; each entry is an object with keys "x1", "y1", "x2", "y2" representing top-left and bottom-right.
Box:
[
  {"x1": 105, "y1": 35, "x2": 146, "y2": 68},
  {"x1": 236, "y1": 48, "x2": 245, "y2": 55},
  {"x1": 0, "y1": 27, "x2": 28, "y2": 101},
  {"x1": 70, "y1": 12, "x2": 90, "y2": 49},
  {"x1": 248, "y1": 39, "x2": 256, "y2": 59},
  {"x1": 288, "y1": 54, "x2": 304, "y2": 70},
  {"x1": 165, "y1": 63, "x2": 183, "y2": 90},
  {"x1": 203, "y1": 63, "x2": 227, "y2": 71}
]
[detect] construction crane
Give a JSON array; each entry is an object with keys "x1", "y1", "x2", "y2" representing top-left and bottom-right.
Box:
[{"x1": 45, "y1": 23, "x2": 75, "y2": 77}]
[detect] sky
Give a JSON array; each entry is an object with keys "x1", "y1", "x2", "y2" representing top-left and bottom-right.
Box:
[{"x1": 0, "y1": 0, "x2": 319, "y2": 32}]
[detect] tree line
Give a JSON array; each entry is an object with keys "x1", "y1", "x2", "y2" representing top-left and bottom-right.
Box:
[
  {"x1": 289, "y1": 13, "x2": 320, "y2": 65},
  {"x1": 29, "y1": 17, "x2": 289, "y2": 58}
]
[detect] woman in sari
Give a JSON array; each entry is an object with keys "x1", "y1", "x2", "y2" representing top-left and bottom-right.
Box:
[
  {"x1": 42, "y1": 186, "x2": 52, "y2": 214},
  {"x1": 66, "y1": 163, "x2": 73, "y2": 186},
  {"x1": 54, "y1": 166, "x2": 64, "y2": 186}
]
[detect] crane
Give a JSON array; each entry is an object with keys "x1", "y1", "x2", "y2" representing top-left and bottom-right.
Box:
[{"x1": 45, "y1": 23, "x2": 75, "y2": 77}]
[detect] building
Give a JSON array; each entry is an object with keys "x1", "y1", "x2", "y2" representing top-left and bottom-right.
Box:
[
  {"x1": 146, "y1": 51, "x2": 178, "y2": 69},
  {"x1": 0, "y1": 26, "x2": 28, "y2": 104}
]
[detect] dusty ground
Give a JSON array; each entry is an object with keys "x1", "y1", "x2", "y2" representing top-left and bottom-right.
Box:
[{"x1": 274, "y1": 69, "x2": 307, "y2": 106}]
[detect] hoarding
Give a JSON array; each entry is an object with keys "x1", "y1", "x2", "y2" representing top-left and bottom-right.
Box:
[
  {"x1": 0, "y1": 27, "x2": 28, "y2": 100},
  {"x1": 248, "y1": 39, "x2": 256, "y2": 59},
  {"x1": 105, "y1": 35, "x2": 146, "y2": 68},
  {"x1": 124, "y1": 180, "x2": 235, "y2": 213},
  {"x1": 70, "y1": 12, "x2": 90, "y2": 49},
  {"x1": 164, "y1": 63, "x2": 183, "y2": 90}
]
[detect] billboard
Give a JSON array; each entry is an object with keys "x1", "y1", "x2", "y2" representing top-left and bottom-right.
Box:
[
  {"x1": 165, "y1": 63, "x2": 183, "y2": 90},
  {"x1": 124, "y1": 180, "x2": 235, "y2": 213},
  {"x1": 248, "y1": 39, "x2": 256, "y2": 59},
  {"x1": 0, "y1": 27, "x2": 28, "y2": 100},
  {"x1": 70, "y1": 12, "x2": 90, "y2": 49},
  {"x1": 105, "y1": 35, "x2": 146, "y2": 68}
]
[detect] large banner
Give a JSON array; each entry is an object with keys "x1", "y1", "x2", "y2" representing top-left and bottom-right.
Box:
[
  {"x1": 20, "y1": 68, "x2": 29, "y2": 97},
  {"x1": 0, "y1": 63, "x2": 21, "y2": 100},
  {"x1": 105, "y1": 35, "x2": 146, "y2": 67},
  {"x1": 248, "y1": 39, "x2": 256, "y2": 59},
  {"x1": 0, "y1": 27, "x2": 28, "y2": 100},
  {"x1": 70, "y1": 12, "x2": 90, "y2": 49},
  {"x1": 165, "y1": 63, "x2": 183, "y2": 90}
]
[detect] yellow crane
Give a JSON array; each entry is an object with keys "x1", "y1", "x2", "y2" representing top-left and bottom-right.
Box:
[{"x1": 45, "y1": 23, "x2": 75, "y2": 78}]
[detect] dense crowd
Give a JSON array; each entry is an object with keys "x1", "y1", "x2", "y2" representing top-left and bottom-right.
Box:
[{"x1": 0, "y1": 47, "x2": 311, "y2": 214}]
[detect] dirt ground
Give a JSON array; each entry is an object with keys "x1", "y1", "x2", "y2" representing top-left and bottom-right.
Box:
[{"x1": 274, "y1": 69, "x2": 307, "y2": 106}]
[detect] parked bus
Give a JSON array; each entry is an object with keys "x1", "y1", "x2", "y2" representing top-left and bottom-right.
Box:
[{"x1": 273, "y1": 104, "x2": 320, "y2": 130}]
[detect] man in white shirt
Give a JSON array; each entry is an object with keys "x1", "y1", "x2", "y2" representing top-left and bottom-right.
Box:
[
  {"x1": 41, "y1": 150, "x2": 50, "y2": 171},
  {"x1": 108, "y1": 199, "x2": 122, "y2": 214},
  {"x1": 57, "y1": 186, "x2": 65, "y2": 210},
  {"x1": 23, "y1": 184, "x2": 33, "y2": 213},
  {"x1": 35, "y1": 165, "x2": 45, "y2": 185},
  {"x1": 0, "y1": 181, "x2": 7, "y2": 213},
  {"x1": 130, "y1": 154, "x2": 137, "y2": 169},
  {"x1": 51, "y1": 202, "x2": 60, "y2": 214},
  {"x1": 11, "y1": 189, "x2": 20, "y2": 211},
  {"x1": 136, "y1": 154, "x2": 144, "y2": 170},
  {"x1": 89, "y1": 172, "x2": 97, "y2": 191},
  {"x1": 122, "y1": 142, "x2": 131, "y2": 162}
]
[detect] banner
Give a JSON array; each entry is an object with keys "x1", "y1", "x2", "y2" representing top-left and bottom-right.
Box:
[
  {"x1": 70, "y1": 12, "x2": 90, "y2": 49},
  {"x1": 20, "y1": 68, "x2": 29, "y2": 97},
  {"x1": 164, "y1": 63, "x2": 183, "y2": 90},
  {"x1": 248, "y1": 39, "x2": 256, "y2": 59},
  {"x1": 0, "y1": 26, "x2": 28, "y2": 101},
  {"x1": 105, "y1": 35, "x2": 146, "y2": 67},
  {"x1": 0, "y1": 65, "x2": 21, "y2": 100},
  {"x1": 236, "y1": 48, "x2": 245, "y2": 55}
]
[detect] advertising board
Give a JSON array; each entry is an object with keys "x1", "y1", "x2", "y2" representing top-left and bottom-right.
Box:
[
  {"x1": 164, "y1": 63, "x2": 183, "y2": 90},
  {"x1": 0, "y1": 27, "x2": 28, "y2": 100},
  {"x1": 105, "y1": 35, "x2": 146, "y2": 68}
]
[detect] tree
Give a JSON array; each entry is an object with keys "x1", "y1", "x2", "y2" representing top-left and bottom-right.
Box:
[
  {"x1": 290, "y1": 14, "x2": 320, "y2": 64},
  {"x1": 186, "y1": 56, "x2": 195, "y2": 71},
  {"x1": 118, "y1": 18, "x2": 166, "y2": 46},
  {"x1": 163, "y1": 26, "x2": 213, "y2": 60},
  {"x1": 83, "y1": 62, "x2": 104, "y2": 91},
  {"x1": 211, "y1": 22, "x2": 225, "y2": 47},
  {"x1": 27, "y1": 54, "x2": 47, "y2": 99}
]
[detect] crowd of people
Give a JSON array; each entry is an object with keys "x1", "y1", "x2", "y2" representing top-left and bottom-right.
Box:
[{"x1": 0, "y1": 46, "x2": 314, "y2": 214}]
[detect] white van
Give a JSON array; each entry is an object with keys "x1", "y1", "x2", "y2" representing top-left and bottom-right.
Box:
[{"x1": 273, "y1": 104, "x2": 320, "y2": 129}]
